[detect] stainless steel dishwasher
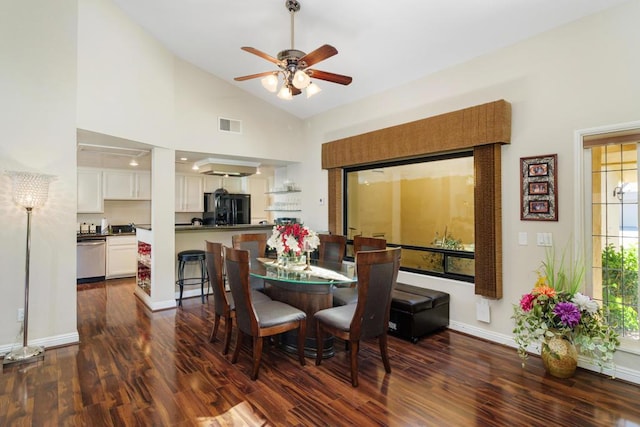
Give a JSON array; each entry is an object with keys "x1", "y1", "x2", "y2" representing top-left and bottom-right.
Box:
[{"x1": 77, "y1": 237, "x2": 106, "y2": 283}]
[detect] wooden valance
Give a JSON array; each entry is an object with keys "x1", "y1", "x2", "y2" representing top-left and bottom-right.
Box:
[{"x1": 321, "y1": 99, "x2": 511, "y2": 299}]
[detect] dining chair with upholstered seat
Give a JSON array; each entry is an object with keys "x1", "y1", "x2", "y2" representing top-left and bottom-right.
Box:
[
  {"x1": 232, "y1": 233, "x2": 268, "y2": 290},
  {"x1": 354, "y1": 235, "x2": 387, "y2": 254},
  {"x1": 315, "y1": 247, "x2": 401, "y2": 387},
  {"x1": 206, "y1": 240, "x2": 271, "y2": 355},
  {"x1": 332, "y1": 235, "x2": 387, "y2": 307},
  {"x1": 318, "y1": 233, "x2": 347, "y2": 264},
  {"x1": 224, "y1": 246, "x2": 307, "y2": 380}
]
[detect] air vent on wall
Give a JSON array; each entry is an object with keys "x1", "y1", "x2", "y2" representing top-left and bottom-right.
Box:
[{"x1": 218, "y1": 117, "x2": 242, "y2": 134}]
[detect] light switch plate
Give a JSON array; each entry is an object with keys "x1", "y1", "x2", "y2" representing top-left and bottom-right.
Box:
[
  {"x1": 537, "y1": 232, "x2": 553, "y2": 247},
  {"x1": 518, "y1": 232, "x2": 528, "y2": 245}
]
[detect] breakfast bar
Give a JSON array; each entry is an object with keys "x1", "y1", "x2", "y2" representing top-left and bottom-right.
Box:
[{"x1": 135, "y1": 224, "x2": 274, "y2": 301}]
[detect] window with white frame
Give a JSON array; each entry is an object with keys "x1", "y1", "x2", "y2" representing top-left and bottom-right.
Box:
[{"x1": 581, "y1": 126, "x2": 640, "y2": 341}]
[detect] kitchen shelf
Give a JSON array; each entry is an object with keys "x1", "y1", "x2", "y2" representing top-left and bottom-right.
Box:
[{"x1": 265, "y1": 190, "x2": 301, "y2": 194}]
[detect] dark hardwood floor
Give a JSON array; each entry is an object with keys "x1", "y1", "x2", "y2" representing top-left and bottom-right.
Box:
[{"x1": 1, "y1": 278, "x2": 639, "y2": 426}]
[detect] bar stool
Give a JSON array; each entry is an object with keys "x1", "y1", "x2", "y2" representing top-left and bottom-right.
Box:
[{"x1": 177, "y1": 249, "x2": 209, "y2": 306}]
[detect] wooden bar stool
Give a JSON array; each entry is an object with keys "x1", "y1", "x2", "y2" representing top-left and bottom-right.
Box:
[{"x1": 177, "y1": 249, "x2": 209, "y2": 306}]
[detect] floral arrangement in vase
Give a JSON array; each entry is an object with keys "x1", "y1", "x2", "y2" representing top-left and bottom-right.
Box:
[
  {"x1": 267, "y1": 223, "x2": 320, "y2": 259},
  {"x1": 512, "y1": 246, "x2": 620, "y2": 375}
]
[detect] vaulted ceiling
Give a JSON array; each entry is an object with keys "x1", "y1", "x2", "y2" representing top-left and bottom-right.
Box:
[{"x1": 111, "y1": 0, "x2": 627, "y2": 119}]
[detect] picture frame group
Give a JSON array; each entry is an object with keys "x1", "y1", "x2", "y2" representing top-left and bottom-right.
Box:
[{"x1": 520, "y1": 154, "x2": 557, "y2": 221}]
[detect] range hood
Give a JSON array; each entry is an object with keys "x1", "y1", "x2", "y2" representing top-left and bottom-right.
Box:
[{"x1": 194, "y1": 158, "x2": 259, "y2": 177}]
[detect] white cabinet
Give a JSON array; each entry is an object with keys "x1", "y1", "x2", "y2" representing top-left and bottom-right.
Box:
[
  {"x1": 135, "y1": 172, "x2": 151, "y2": 199},
  {"x1": 106, "y1": 235, "x2": 137, "y2": 279},
  {"x1": 77, "y1": 168, "x2": 104, "y2": 213},
  {"x1": 203, "y1": 175, "x2": 222, "y2": 193},
  {"x1": 223, "y1": 177, "x2": 246, "y2": 193},
  {"x1": 103, "y1": 170, "x2": 151, "y2": 200},
  {"x1": 176, "y1": 174, "x2": 204, "y2": 212}
]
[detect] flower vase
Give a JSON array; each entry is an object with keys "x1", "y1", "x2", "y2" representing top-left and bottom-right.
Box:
[
  {"x1": 541, "y1": 334, "x2": 578, "y2": 378},
  {"x1": 277, "y1": 253, "x2": 304, "y2": 267}
]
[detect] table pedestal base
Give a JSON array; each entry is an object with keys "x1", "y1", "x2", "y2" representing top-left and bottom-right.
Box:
[{"x1": 264, "y1": 280, "x2": 334, "y2": 359}]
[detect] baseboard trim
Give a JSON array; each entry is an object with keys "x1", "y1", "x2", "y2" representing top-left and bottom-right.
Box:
[
  {"x1": 448, "y1": 320, "x2": 640, "y2": 385},
  {"x1": 0, "y1": 331, "x2": 79, "y2": 357}
]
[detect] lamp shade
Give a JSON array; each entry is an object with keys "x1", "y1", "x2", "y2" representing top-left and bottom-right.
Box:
[
  {"x1": 292, "y1": 70, "x2": 311, "y2": 89},
  {"x1": 261, "y1": 74, "x2": 279, "y2": 93},
  {"x1": 306, "y1": 82, "x2": 322, "y2": 98},
  {"x1": 6, "y1": 171, "x2": 54, "y2": 209},
  {"x1": 277, "y1": 86, "x2": 293, "y2": 100}
]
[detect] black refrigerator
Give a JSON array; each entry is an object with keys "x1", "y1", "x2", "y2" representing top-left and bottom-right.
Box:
[{"x1": 203, "y1": 190, "x2": 251, "y2": 225}]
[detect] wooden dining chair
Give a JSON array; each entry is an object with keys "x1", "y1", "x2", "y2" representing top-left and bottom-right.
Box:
[
  {"x1": 232, "y1": 233, "x2": 268, "y2": 290},
  {"x1": 224, "y1": 246, "x2": 307, "y2": 380},
  {"x1": 332, "y1": 235, "x2": 387, "y2": 307},
  {"x1": 206, "y1": 241, "x2": 271, "y2": 355},
  {"x1": 318, "y1": 234, "x2": 347, "y2": 264},
  {"x1": 354, "y1": 235, "x2": 387, "y2": 254},
  {"x1": 315, "y1": 247, "x2": 401, "y2": 387}
]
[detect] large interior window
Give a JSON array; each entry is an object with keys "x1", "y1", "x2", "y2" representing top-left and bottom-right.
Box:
[
  {"x1": 583, "y1": 130, "x2": 640, "y2": 341},
  {"x1": 345, "y1": 152, "x2": 475, "y2": 281}
]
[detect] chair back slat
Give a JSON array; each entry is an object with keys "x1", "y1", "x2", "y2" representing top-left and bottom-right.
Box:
[
  {"x1": 205, "y1": 241, "x2": 228, "y2": 315},
  {"x1": 318, "y1": 234, "x2": 347, "y2": 264},
  {"x1": 232, "y1": 233, "x2": 267, "y2": 264},
  {"x1": 224, "y1": 246, "x2": 257, "y2": 335},
  {"x1": 354, "y1": 236, "x2": 386, "y2": 254},
  {"x1": 352, "y1": 248, "x2": 401, "y2": 340}
]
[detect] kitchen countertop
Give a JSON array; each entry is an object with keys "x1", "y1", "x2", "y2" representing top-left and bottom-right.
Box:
[
  {"x1": 76, "y1": 232, "x2": 136, "y2": 241},
  {"x1": 135, "y1": 224, "x2": 274, "y2": 232}
]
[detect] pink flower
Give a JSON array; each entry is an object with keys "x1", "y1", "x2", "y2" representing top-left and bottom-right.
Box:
[{"x1": 519, "y1": 293, "x2": 537, "y2": 312}]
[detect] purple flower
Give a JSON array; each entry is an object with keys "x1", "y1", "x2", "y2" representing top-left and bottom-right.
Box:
[{"x1": 554, "y1": 301, "x2": 581, "y2": 328}]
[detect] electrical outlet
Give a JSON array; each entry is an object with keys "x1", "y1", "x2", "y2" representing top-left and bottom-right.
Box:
[{"x1": 17, "y1": 308, "x2": 24, "y2": 322}]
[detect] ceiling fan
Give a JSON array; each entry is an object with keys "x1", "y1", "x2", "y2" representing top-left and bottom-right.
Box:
[{"x1": 234, "y1": 0, "x2": 352, "y2": 100}]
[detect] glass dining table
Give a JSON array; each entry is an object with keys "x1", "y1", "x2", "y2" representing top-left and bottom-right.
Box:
[{"x1": 251, "y1": 257, "x2": 357, "y2": 358}]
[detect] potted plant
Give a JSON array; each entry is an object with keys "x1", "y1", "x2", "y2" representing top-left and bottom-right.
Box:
[{"x1": 512, "y1": 246, "x2": 620, "y2": 378}]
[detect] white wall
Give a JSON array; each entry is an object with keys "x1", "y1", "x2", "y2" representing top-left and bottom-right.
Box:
[
  {"x1": 0, "y1": 0, "x2": 79, "y2": 349},
  {"x1": 297, "y1": 0, "x2": 640, "y2": 382},
  {"x1": 77, "y1": 0, "x2": 304, "y2": 160}
]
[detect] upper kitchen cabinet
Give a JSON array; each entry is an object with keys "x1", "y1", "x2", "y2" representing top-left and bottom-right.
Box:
[
  {"x1": 203, "y1": 175, "x2": 246, "y2": 194},
  {"x1": 224, "y1": 177, "x2": 246, "y2": 193},
  {"x1": 176, "y1": 174, "x2": 204, "y2": 212},
  {"x1": 203, "y1": 175, "x2": 221, "y2": 193},
  {"x1": 78, "y1": 168, "x2": 104, "y2": 213},
  {"x1": 103, "y1": 170, "x2": 151, "y2": 200}
]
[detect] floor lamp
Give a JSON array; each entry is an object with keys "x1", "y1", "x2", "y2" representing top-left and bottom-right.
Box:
[{"x1": 4, "y1": 171, "x2": 55, "y2": 365}]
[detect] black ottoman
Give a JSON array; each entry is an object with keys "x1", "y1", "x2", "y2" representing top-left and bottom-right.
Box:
[{"x1": 388, "y1": 283, "x2": 450, "y2": 343}]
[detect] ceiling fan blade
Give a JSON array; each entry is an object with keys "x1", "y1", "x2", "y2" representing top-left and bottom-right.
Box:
[
  {"x1": 240, "y1": 47, "x2": 280, "y2": 65},
  {"x1": 234, "y1": 71, "x2": 276, "y2": 81},
  {"x1": 307, "y1": 69, "x2": 353, "y2": 86},
  {"x1": 299, "y1": 44, "x2": 338, "y2": 67}
]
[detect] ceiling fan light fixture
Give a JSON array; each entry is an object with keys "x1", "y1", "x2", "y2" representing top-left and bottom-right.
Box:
[
  {"x1": 292, "y1": 69, "x2": 310, "y2": 89},
  {"x1": 261, "y1": 74, "x2": 279, "y2": 92},
  {"x1": 306, "y1": 82, "x2": 322, "y2": 98},
  {"x1": 277, "y1": 85, "x2": 293, "y2": 100}
]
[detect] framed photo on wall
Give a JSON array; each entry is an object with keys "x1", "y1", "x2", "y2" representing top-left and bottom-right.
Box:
[{"x1": 520, "y1": 154, "x2": 557, "y2": 221}]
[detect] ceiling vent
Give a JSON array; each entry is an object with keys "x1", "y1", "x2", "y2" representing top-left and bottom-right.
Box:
[
  {"x1": 194, "y1": 158, "x2": 258, "y2": 177},
  {"x1": 218, "y1": 117, "x2": 242, "y2": 134}
]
